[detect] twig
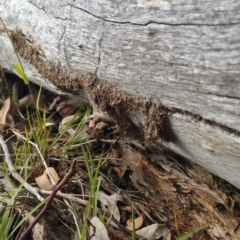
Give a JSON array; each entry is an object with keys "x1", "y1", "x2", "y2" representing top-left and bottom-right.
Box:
[
  {"x1": 0, "y1": 134, "x2": 44, "y2": 201},
  {"x1": 38, "y1": 189, "x2": 88, "y2": 206},
  {"x1": 63, "y1": 198, "x2": 81, "y2": 238},
  {"x1": 174, "y1": 209, "x2": 180, "y2": 238},
  {"x1": 18, "y1": 160, "x2": 76, "y2": 240}
]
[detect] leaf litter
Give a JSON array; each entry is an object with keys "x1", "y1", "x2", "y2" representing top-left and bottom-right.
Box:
[{"x1": 0, "y1": 70, "x2": 239, "y2": 240}]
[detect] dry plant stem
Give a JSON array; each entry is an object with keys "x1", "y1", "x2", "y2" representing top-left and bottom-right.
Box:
[
  {"x1": 12, "y1": 130, "x2": 56, "y2": 185},
  {"x1": 39, "y1": 189, "x2": 88, "y2": 205},
  {"x1": 0, "y1": 134, "x2": 44, "y2": 201},
  {"x1": 63, "y1": 198, "x2": 81, "y2": 237},
  {"x1": 18, "y1": 160, "x2": 76, "y2": 240},
  {"x1": 174, "y1": 210, "x2": 180, "y2": 238}
]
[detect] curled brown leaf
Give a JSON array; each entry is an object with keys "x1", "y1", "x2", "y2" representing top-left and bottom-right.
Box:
[
  {"x1": 0, "y1": 98, "x2": 11, "y2": 131},
  {"x1": 126, "y1": 214, "x2": 144, "y2": 230}
]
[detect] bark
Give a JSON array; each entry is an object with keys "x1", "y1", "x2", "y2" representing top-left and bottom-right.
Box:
[
  {"x1": 1, "y1": 0, "x2": 239, "y2": 189},
  {"x1": 1, "y1": 1, "x2": 240, "y2": 239}
]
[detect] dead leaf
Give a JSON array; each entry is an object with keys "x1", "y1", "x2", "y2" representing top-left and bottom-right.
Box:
[
  {"x1": 0, "y1": 98, "x2": 11, "y2": 131},
  {"x1": 35, "y1": 167, "x2": 60, "y2": 190},
  {"x1": 56, "y1": 98, "x2": 80, "y2": 117},
  {"x1": 97, "y1": 191, "x2": 120, "y2": 228},
  {"x1": 136, "y1": 223, "x2": 171, "y2": 240},
  {"x1": 59, "y1": 106, "x2": 78, "y2": 118},
  {"x1": 90, "y1": 216, "x2": 110, "y2": 240},
  {"x1": 126, "y1": 214, "x2": 144, "y2": 230},
  {"x1": 59, "y1": 115, "x2": 78, "y2": 136},
  {"x1": 113, "y1": 166, "x2": 127, "y2": 179},
  {"x1": 136, "y1": 223, "x2": 159, "y2": 240}
]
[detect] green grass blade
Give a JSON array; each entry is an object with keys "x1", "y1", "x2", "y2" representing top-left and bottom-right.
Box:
[
  {"x1": 0, "y1": 185, "x2": 23, "y2": 239},
  {"x1": 8, "y1": 200, "x2": 45, "y2": 238},
  {"x1": 177, "y1": 224, "x2": 208, "y2": 240},
  {"x1": 13, "y1": 64, "x2": 29, "y2": 85}
]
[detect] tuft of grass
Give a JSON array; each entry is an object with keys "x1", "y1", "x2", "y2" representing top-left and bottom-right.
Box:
[
  {"x1": 0, "y1": 64, "x2": 93, "y2": 238},
  {"x1": 79, "y1": 147, "x2": 102, "y2": 240},
  {"x1": 0, "y1": 184, "x2": 23, "y2": 239}
]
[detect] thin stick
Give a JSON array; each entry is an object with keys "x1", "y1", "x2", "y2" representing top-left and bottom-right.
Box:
[
  {"x1": 63, "y1": 199, "x2": 81, "y2": 238},
  {"x1": 18, "y1": 160, "x2": 76, "y2": 240},
  {"x1": 39, "y1": 189, "x2": 88, "y2": 205},
  {"x1": 174, "y1": 209, "x2": 180, "y2": 238},
  {"x1": 0, "y1": 134, "x2": 44, "y2": 201}
]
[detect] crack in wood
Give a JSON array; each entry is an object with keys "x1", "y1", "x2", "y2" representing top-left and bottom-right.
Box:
[
  {"x1": 29, "y1": 1, "x2": 240, "y2": 27},
  {"x1": 95, "y1": 32, "x2": 103, "y2": 77},
  {"x1": 63, "y1": 3, "x2": 240, "y2": 27}
]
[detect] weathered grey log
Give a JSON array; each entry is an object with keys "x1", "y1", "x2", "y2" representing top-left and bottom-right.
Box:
[{"x1": 0, "y1": 0, "x2": 240, "y2": 189}]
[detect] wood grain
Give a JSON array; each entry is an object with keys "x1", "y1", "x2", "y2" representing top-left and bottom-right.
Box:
[{"x1": 0, "y1": 0, "x2": 240, "y2": 188}]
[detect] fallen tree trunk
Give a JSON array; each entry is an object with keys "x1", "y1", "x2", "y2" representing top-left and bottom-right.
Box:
[
  {"x1": 0, "y1": 0, "x2": 239, "y2": 189},
  {"x1": 0, "y1": 0, "x2": 240, "y2": 239}
]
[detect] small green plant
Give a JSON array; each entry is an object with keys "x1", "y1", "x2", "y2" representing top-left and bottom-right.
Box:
[
  {"x1": 0, "y1": 183, "x2": 23, "y2": 239},
  {"x1": 0, "y1": 60, "x2": 92, "y2": 239},
  {"x1": 12, "y1": 64, "x2": 29, "y2": 85},
  {"x1": 79, "y1": 147, "x2": 102, "y2": 240}
]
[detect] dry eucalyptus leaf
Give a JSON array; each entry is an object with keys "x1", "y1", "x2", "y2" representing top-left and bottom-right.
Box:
[
  {"x1": 126, "y1": 214, "x2": 144, "y2": 230},
  {"x1": 56, "y1": 98, "x2": 80, "y2": 117},
  {"x1": 97, "y1": 191, "x2": 120, "y2": 227},
  {"x1": 136, "y1": 224, "x2": 171, "y2": 240},
  {"x1": 154, "y1": 225, "x2": 171, "y2": 240},
  {"x1": 135, "y1": 223, "x2": 159, "y2": 240},
  {"x1": 35, "y1": 167, "x2": 60, "y2": 190},
  {"x1": 0, "y1": 98, "x2": 10, "y2": 131},
  {"x1": 59, "y1": 115, "x2": 78, "y2": 136},
  {"x1": 59, "y1": 106, "x2": 78, "y2": 118},
  {"x1": 60, "y1": 115, "x2": 76, "y2": 127},
  {"x1": 90, "y1": 216, "x2": 110, "y2": 240}
]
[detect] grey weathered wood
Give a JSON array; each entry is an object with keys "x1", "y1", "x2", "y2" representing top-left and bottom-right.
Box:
[{"x1": 0, "y1": 0, "x2": 240, "y2": 188}]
